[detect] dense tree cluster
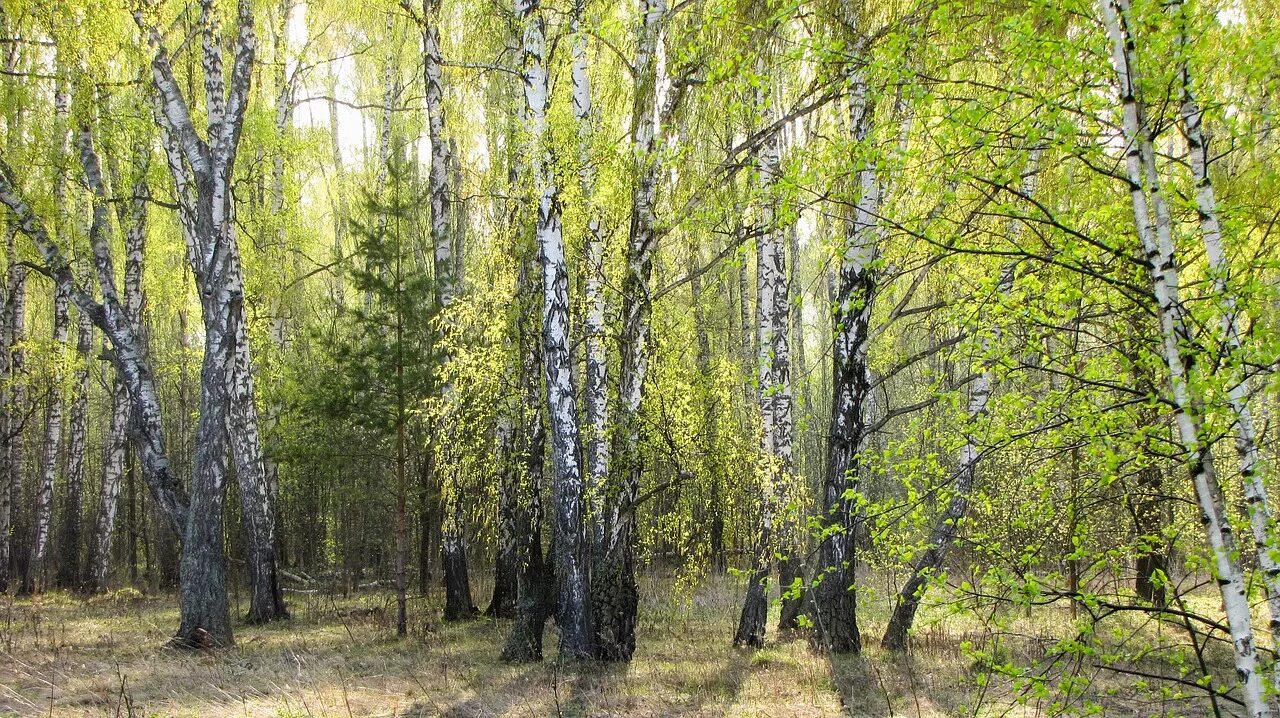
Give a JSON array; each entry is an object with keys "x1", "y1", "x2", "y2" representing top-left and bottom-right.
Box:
[{"x1": 1, "y1": 0, "x2": 1278, "y2": 711}]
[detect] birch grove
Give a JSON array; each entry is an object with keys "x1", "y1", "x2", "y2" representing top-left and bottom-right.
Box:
[{"x1": 1, "y1": 0, "x2": 1279, "y2": 712}]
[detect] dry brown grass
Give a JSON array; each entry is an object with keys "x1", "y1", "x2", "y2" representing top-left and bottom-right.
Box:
[{"x1": 0, "y1": 572, "x2": 1239, "y2": 717}]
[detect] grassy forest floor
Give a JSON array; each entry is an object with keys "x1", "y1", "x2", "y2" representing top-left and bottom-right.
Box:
[{"x1": 0, "y1": 572, "x2": 1238, "y2": 717}]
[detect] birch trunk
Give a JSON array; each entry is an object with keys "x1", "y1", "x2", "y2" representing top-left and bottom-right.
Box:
[
  {"x1": 1171, "y1": 0, "x2": 1280, "y2": 682},
  {"x1": 417, "y1": 0, "x2": 475, "y2": 623},
  {"x1": 517, "y1": 0, "x2": 593, "y2": 659},
  {"x1": 327, "y1": 86, "x2": 349, "y2": 309},
  {"x1": 0, "y1": 227, "x2": 15, "y2": 593},
  {"x1": 592, "y1": 0, "x2": 669, "y2": 662},
  {"x1": 23, "y1": 283, "x2": 70, "y2": 595},
  {"x1": 735, "y1": 72, "x2": 791, "y2": 645},
  {"x1": 573, "y1": 1, "x2": 609, "y2": 558},
  {"x1": 488, "y1": 413, "x2": 518, "y2": 618},
  {"x1": 1101, "y1": 0, "x2": 1270, "y2": 713},
  {"x1": 89, "y1": 177, "x2": 147, "y2": 594},
  {"x1": 688, "y1": 236, "x2": 725, "y2": 572},
  {"x1": 501, "y1": 250, "x2": 552, "y2": 661},
  {"x1": 22, "y1": 74, "x2": 73, "y2": 596},
  {"x1": 882, "y1": 149, "x2": 1041, "y2": 650},
  {"x1": 133, "y1": 0, "x2": 261, "y2": 646},
  {"x1": 811, "y1": 25, "x2": 876, "y2": 653}
]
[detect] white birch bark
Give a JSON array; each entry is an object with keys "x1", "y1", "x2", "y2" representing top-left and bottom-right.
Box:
[
  {"x1": 810, "y1": 16, "x2": 878, "y2": 652},
  {"x1": 735, "y1": 67, "x2": 790, "y2": 646},
  {"x1": 133, "y1": 0, "x2": 261, "y2": 646},
  {"x1": 572, "y1": 0, "x2": 610, "y2": 557},
  {"x1": 0, "y1": 226, "x2": 14, "y2": 592},
  {"x1": 516, "y1": 0, "x2": 593, "y2": 658},
  {"x1": 25, "y1": 284, "x2": 69, "y2": 594},
  {"x1": 591, "y1": 0, "x2": 672, "y2": 662},
  {"x1": 1172, "y1": 0, "x2": 1280, "y2": 679},
  {"x1": 882, "y1": 150, "x2": 1042, "y2": 650},
  {"x1": 90, "y1": 176, "x2": 147, "y2": 593},
  {"x1": 1101, "y1": 1, "x2": 1271, "y2": 713}
]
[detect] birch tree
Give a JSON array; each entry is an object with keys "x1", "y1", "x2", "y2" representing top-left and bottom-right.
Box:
[
  {"x1": 1100, "y1": 0, "x2": 1271, "y2": 712},
  {"x1": 515, "y1": 0, "x2": 593, "y2": 659},
  {"x1": 23, "y1": 284, "x2": 69, "y2": 595},
  {"x1": 809, "y1": 7, "x2": 879, "y2": 653},
  {"x1": 89, "y1": 173, "x2": 147, "y2": 595}
]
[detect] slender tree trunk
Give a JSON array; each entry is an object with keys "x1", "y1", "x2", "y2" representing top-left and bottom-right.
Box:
[
  {"x1": 688, "y1": 236, "x2": 725, "y2": 573},
  {"x1": 415, "y1": 0, "x2": 475, "y2": 623},
  {"x1": 572, "y1": 0, "x2": 609, "y2": 559},
  {"x1": 1101, "y1": 0, "x2": 1270, "y2": 713},
  {"x1": 327, "y1": 86, "x2": 349, "y2": 310},
  {"x1": 488, "y1": 414, "x2": 518, "y2": 617},
  {"x1": 736, "y1": 75, "x2": 789, "y2": 644},
  {"x1": 0, "y1": 226, "x2": 20, "y2": 591},
  {"x1": 882, "y1": 148, "x2": 1040, "y2": 649},
  {"x1": 55, "y1": 309, "x2": 91, "y2": 588},
  {"x1": 23, "y1": 285, "x2": 70, "y2": 595},
  {"x1": 811, "y1": 25, "x2": 876, "y2": 653},
  {"x1": 1171, "y1": 0, "x2": 1280, "y2": 683},
  {"x1": 89, "y1": 178, "x2": 147, "y2": 594}
]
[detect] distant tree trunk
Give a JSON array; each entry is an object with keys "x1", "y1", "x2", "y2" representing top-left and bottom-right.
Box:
[
  {"x1": 516, "y1": 0, "x2": 592, "y2": 659},
  {"x1": 883, "y1": 148, "x2": 1040, "y2": 650},
  {"x1": 326, "y1": 86, "x2": 349, "y2": 310},
  {"x1": 811, "y1": 22, "x2": 876, "y2": 653},
  {"x1": 1100, "y1": 0, "x2": 1270, "y2": 712},
  {"x1": 55, "y1": 308, "x2": 92, "y2": 588},
  {"x1": 22, "y1": 284, "x2": 70, "y2": 595},
  {"x1": 417, "y1": 445, "x2": 438, "y2": 595},
  {"x1": 488, "y1": 414, "x2": 518, "y2": 618},
  {"x1": 688, "y1": 236, "x2": 725, "y2": 573}
]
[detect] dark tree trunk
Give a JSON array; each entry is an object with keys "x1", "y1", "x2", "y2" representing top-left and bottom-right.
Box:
[
  {"x1": 487, "y1": 417, "x2": 518, "y2": 618},
  {"x1": 502, "y1": 228, "x2": 551, "y2": 661},
  {"x1": 56, "y1": 309, "x2": 92, "y2": 589},
  {"x1": 1132, "y1": 457, "x2": 1168, "y2": 606},
  {"x1": 174, "y1": 300, "x2": 236, "y2": 648},
  {"x1": 417, "y1": 447, "x2": 438, "y2": 595}
]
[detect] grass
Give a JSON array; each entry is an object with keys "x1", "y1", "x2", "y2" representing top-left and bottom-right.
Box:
[{"x1": 0, "y1": 571, "x2": 1243, "y2": 717}]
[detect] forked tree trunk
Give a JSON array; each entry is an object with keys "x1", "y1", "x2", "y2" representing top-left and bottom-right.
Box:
[
  {"x1": 1101, "y1": 0, "x2": 1270, "y2": 713},
  {"x1": 592, "y1": 0, "x2": 672, "y2": 663},
  {"x1": 517, "y1": 0, "x2": 593, "y2": 659}
]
